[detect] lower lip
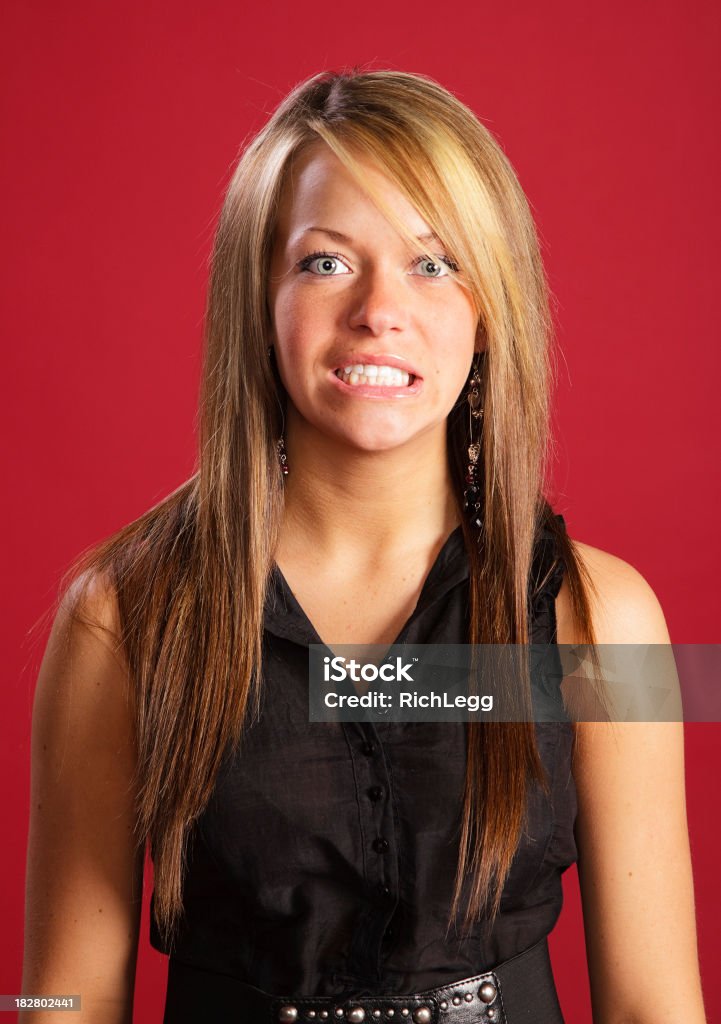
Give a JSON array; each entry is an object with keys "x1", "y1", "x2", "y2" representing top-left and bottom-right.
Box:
[{"x1": 328, "y1": 370, "x2": 424, "y2": 398}]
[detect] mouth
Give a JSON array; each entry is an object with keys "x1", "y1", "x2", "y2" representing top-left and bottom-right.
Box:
[
  {"x1": 333, "y1": 365, "x2": 418, "y2": 388},
  {"x1": 329, "y1": 364, "x2": 424, "y2": 398}
]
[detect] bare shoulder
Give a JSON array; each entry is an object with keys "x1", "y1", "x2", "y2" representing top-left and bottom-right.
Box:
[
  {"x1": 31, "y1": 567, "x2": 134, "y2": 754},
  {"x1": 555, "y1": 537, "x2": 672, "y2": 646},
  {"x1": 62, "y1": 567, "x2": 126, "y2": 658}
]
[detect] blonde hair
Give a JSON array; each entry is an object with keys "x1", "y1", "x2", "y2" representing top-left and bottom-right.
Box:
[{"x1": 53, "y1": 67, "x2": 602, "y2": 950}]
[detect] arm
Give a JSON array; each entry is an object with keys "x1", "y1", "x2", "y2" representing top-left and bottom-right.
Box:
[
  {"x1": 20, "y1": 572, "x2": 144, "y2": 1024},
  {"x1": 556, "y1": 542, "x2": 707, "y2": 1024}
]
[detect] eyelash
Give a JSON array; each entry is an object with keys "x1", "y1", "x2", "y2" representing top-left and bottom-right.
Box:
[{"x1": 296, "y1": 250, "x2": 461, "y2": 276}]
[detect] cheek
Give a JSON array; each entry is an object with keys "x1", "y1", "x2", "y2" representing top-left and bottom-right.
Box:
[
  {"x1": 270, "y1": 293, "x2": 302, "y2": 354},
  {"x1": 430, "y1": 305, "x2": 477, "y2": 361},
  {"x1": 276, "y1": 304, "x2": 341, "y2": 386},
  {"x1": 274, "y1": 285, "x2": 327, "y2": 345},
  {"x1": 271, "y1": 306, "x2": 323, "y2": 386}
]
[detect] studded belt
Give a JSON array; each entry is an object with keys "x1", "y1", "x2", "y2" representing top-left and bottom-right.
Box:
[{"x1": 163, "y1": 937, "x2": 565, "y2": 1024}]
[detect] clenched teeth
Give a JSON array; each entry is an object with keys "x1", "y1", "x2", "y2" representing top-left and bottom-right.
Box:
[{"x1": 335, "y1": 364, "x2": 415, "y2": 387}]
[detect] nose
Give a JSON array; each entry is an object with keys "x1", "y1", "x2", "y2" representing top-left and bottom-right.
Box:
[{"x1": 346, "y1": 264, "x2": 411, "y2": 336}]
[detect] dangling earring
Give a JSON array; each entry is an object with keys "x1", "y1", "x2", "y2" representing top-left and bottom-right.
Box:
[
  {"x1": 276, "y1": 435, "x2": 289, "y2": 478},
  {"x1": 462, "y1": 354, "x2": 484, "y2": 529},
  {"x1": 268, "y1": 344, "x2": 290, "y2": 479}
]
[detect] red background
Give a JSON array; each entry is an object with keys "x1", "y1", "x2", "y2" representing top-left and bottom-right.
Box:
[{"x1": 2, "y1": 1, "x2": 719, "y2": 1020}]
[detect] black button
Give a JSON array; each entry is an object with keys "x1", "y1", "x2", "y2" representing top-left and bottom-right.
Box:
[
  {"x1": 361, "y1": 741, "x2": 375, "y2": 756},
  {"x1": 372, "y1": 836, "x2": 389, "y2": 853},
  {"x1": 386, "y1": 927, "x2": 394, "y2": 939},
  {"x1": 368, "y1": 785, "x2": 384, "y2": 801},
  {"x1": 377, "y1": 883, "x2": 392, "y2": 899}
]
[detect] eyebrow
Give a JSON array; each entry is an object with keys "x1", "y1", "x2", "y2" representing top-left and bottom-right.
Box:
[{"x1": 294, "y1": 226, "x2": 441, "y2": 245}]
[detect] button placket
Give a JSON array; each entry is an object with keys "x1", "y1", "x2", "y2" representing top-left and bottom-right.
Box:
[
  {"x1": 353, "y1": 728, "x2": 395, "y2": 879},
  {"x1": 344, "y1": 723, "x2": 400, "y2": 974},
  {"x1": 366, "y1": 745, "x2": 393, "y2": 888}
]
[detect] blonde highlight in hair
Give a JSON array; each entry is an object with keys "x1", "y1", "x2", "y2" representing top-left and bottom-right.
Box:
[{"x1": 50, "y1": 67, "x2": 605, "y2": 952}]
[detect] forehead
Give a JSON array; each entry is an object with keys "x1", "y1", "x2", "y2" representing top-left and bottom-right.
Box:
[{"x1": 274, "y1": 140, "x2": 433, "y2": 241}]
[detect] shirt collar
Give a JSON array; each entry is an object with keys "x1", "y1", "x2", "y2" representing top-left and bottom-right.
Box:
[{"x1": 264, "y1": 524, "x2": 469, "y2": 647}]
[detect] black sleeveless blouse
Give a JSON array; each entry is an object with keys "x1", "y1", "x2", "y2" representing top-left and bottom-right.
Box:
[{"x1": 150, "y1": 514, "x2": 577, "y2": 998}]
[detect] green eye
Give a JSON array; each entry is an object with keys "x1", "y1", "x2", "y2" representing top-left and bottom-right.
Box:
[
  {"x1": 297, "y1": 251, "x2": 350, "y2": 275},
  {"x1": 412, "y1": 255, "x2": 460, "y2": 277}
]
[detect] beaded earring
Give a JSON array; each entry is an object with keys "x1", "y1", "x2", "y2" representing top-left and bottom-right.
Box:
[
  {"x1": 268, "y1": 345, "x2": 290, "y2": 479},
  {"x1": 462, "y1": 354, "x2": 484, "y2": 530},
  {"x1": 276, "y1": 435, "x2": 289, "y2": 478}
]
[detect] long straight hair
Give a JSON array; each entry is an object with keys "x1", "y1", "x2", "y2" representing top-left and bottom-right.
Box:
[{"x1": 54, "y1": 68, "x2": 603, "y2": 951}]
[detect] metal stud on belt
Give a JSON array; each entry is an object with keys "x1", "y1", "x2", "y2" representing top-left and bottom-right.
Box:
[
  {"x1": 278, "y1": 1005, "x2": 434, "y2": 1022},
  {"x1": 277, "y1": 971, "x2": 500, "y2": 1024}
]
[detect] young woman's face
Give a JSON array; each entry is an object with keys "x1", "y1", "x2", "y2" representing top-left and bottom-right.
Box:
[{"x1": 267, "y1": 141, "x2": 481, "y2": 455}]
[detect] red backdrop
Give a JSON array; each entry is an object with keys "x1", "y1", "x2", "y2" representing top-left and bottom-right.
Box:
[{"x1": 2, "y1": 1, "x2": 719, "y2": 1021}]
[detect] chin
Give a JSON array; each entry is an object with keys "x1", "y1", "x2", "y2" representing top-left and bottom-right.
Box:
[{"x1": 337, "y1": 426, "x2": 430, "y2": 454}]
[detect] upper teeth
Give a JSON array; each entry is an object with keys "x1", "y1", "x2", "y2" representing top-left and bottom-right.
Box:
[{"x1": 336, "y1": 364, "x2": 413, "y2": 386}]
